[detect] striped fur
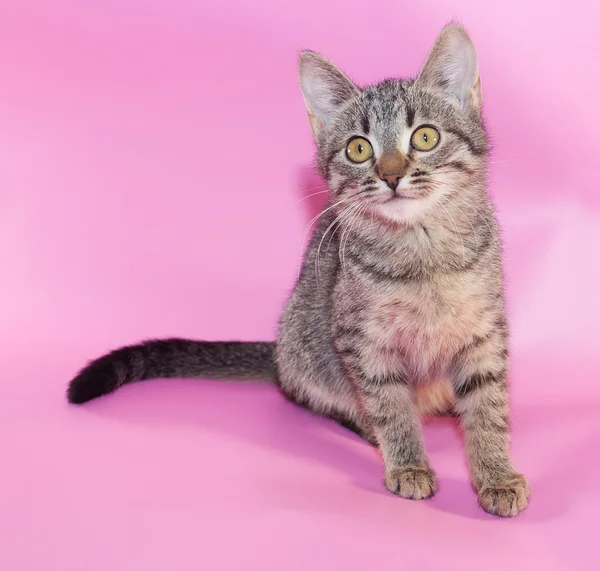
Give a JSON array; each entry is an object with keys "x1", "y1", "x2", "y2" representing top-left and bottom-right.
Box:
[{"x1": 67, "y1": 24, "x2": 528, "y2": 517}]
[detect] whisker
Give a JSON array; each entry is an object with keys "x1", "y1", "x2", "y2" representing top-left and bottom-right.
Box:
[
  {"x1": 315, "y1": 203, "x2": 361, "y2": 282},
  {"x1": 340, "y1": 202, "x2": 369, "y2": 271},
  {"x1": 292, "y1": 189, "x2": 330, "y2": 208},
  {"x1": 338, "y1": 206, "x2": 358, "y2": 271},
  {"x1": 437, "y1": 200, "x2": 467, "y2": 268},
  {"x1": 297, "y1": 185, "x2": 383, "y2": 280},
  {"x1": 297, "y1": 197, "x2": 355, "y2": 280},
  {"x1": 325, "y1": 199, "x2": 376, "y2": 254},
  {"x1": 300, "y1": 183, "x2": 329, "y2": 192},
  {"x1": 315, "y1": 202, "x2": 362, "y2": 286},
  {"x1": 432, "y1": 184, "x2": 495, "y2": 243}
]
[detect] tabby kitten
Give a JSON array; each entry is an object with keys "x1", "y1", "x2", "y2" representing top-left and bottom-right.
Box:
[{"x1": 68, "y1": 24, "x2": 530, "y2": 517}]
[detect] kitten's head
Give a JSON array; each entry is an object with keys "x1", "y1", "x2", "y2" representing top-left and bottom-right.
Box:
[{"x1": 298, "y1": 24, "x2": 488, "y2": 226}]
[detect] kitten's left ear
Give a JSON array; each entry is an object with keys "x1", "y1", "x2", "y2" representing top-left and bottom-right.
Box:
[
  {"x1": 415, "y1": 23, "x2": 483, "y2": 110},
  {"x1": 298, "y1": 51, "x2": 359, "y2": 140}
]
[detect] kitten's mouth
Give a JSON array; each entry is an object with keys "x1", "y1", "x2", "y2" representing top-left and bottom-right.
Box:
[{"x1": 383, "y1": 193, "x2": 416, "y2": 203}]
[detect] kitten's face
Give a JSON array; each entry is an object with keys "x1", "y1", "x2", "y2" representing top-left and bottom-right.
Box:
[
  {"x1": 318, "y1": 81, "x2": 488, "y2": 224},
  {"x1": 299, "y1": 24, "x2": 488, "y2": 226}
]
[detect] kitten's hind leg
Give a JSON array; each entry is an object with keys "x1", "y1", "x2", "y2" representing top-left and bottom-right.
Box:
[
  {"x1": 279, "y1": 383, "x2": 376, "y2": 445},
  {"x1": 326, "y1": 409, "x2": 377, "y2": 446}
]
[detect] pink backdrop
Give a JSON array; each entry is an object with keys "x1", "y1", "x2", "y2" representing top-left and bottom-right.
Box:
[{"x1": 1, "y1": 1, "x2": 599, "y2": 569}]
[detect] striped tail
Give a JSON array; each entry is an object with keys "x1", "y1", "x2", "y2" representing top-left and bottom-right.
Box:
[{"x1": 67, "y1": 338, "x2": 277, "y2": 404}]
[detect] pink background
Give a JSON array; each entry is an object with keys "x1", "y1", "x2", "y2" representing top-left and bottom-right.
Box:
[{"x1": 1, "y1": 1, "x2": 599, "y2": 569}]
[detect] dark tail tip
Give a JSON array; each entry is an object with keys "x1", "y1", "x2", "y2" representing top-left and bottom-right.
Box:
[{"x1": 67, "y1": 359, "x2": 121, "y2": 404}]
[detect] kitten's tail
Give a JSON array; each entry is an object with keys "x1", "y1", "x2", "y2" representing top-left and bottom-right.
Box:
[{"x1": 67, "y1": 339, "x2": 277, "y2": 404}]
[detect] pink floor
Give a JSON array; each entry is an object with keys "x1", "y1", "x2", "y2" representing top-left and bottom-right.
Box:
[{"x1": 2, "y1": 1, "x2": 600, "y2": 570}]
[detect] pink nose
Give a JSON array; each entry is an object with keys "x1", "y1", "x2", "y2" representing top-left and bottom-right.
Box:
[{"x1": 380, "y1": 173, "x2": 402, "y2": 191}]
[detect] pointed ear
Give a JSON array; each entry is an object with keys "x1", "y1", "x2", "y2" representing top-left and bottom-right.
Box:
[
  {"x1": 415, "y1": 24, "x2": 482, "y2": 109},
  {"x1": 298, "y1": 51, "x2": 359, "y2": 140}
]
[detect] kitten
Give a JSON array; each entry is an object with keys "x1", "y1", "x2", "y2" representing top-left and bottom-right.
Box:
[{"x1": 68, "y1": 24, "x2": 530, "y2": 517}]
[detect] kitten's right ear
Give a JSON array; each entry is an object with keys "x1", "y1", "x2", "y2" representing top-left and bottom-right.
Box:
[{"x1": 298, "y1": 51, "x2": 359, "y2": 141}]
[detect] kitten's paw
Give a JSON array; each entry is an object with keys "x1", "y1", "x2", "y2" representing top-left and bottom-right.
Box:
[
  {"x1": 478, "y1": 473, "x2": 530, "y2": 517},
  {"x1": 385, "y1": 466, "x2": 438, "y2": 500}
]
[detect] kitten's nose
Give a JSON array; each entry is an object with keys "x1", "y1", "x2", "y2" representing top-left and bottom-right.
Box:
[
  {"x1": 377, "y1": 149, "x2": 407, "y2": 192},
  {"x1": 380, "y1": 174, "x2": 402, "y2": 192}
]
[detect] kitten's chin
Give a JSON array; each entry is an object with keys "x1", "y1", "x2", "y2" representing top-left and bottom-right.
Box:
[{"x1": 376, "y1": 197, "x2": 428, "y2": 224}]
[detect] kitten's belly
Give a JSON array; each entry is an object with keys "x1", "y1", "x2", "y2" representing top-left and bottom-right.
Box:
[{"x1": 361, "y1": 280, "x2": 491, "y2": 380}]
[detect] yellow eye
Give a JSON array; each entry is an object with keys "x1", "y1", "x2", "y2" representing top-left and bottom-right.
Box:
[
  {"x1": 411, "y1": 126, "x2": 440, "y2": 151},
  {"x1": 346, "y1": 137, "x2": 373, "y2": 163}
]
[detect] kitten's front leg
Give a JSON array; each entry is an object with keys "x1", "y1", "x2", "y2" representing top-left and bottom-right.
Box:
[
  {"x1": 453, "y1": 344, "x2": 530, "y2": 517},
  {"x1": 358, "y1": 373, "x2": 437, "y2": 500},
  {"x1": 333, "y1": 308, "x2": 435, "y2": 499}
]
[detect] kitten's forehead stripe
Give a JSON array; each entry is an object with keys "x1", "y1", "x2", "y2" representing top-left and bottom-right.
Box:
[
  {"x1": 360, "y1": 112, "x2": 370, "y2": 135},
  {"x1": 406, "y1": 106, "x2": 415, "y2": 128}
]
